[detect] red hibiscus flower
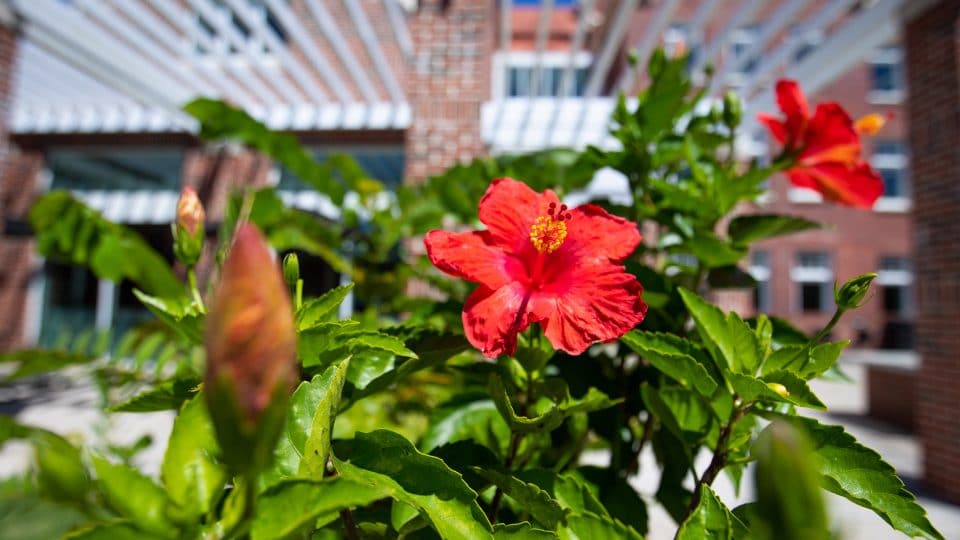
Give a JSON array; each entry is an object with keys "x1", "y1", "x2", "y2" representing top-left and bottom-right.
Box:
[
  {"x1": 424, "y1": 178, "x2": 647, "y2": 358},
  {"x1": 758, "y1": 79, "x2": 883, "y2": 209}
]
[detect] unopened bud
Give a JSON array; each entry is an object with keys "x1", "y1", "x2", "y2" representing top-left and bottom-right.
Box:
[
  {"x1": 627, "y1": 48, "x2": 640, "y2": 67},
  {"x1": 173, "y1": 187, "x2": 205, "y2": 266},
  {"x1": 835, "y1": 272, "x2": 877, "y2": 311},
  {"x1": 767, "y1": 382, "x2": 790, "y2": 398},
  {"x1": 854, "y1": 113, "x2": 887, "y2": 136},
  {"x1": 176, "y1": 187, "x2": 205, "y2": 236},
  {"x1": 205, "y1": 224, "x2": 296, "y2": 474},
  {"x1": 723, "y1": 91, "x2": 742, "y2": 127},
  {"x1": 283, "y1": 253, "x2": 300, "y2": 288}
]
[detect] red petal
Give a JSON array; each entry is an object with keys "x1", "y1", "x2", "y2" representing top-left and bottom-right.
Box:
[
  {"x1": 479, "y1": 178, "x2": 560, "y2": 253},
  {"x1": 535, "y1": 262, "x2": 647, "y2": 355},
  {"x1": 800, "y1": 103, "x2": 860, "y2": 166},
  {"x1": 757, "y1": 113, "x2": 788, "y2": 145},
  {"x1": 564, "y1": 204, "x2": 641, "y2": 263},
  {"x1": 424, "y1": 230, "x2": 521, "y2": 289},
  {"x1": 462, "y1": 283, "x2": 533, "y2": 358},
  {"x1": 789, "y1": 162, "x2": 883, "y2": 209},
  {"x1": 775, "y1": 79, "x2": 810, "y2": 137}
]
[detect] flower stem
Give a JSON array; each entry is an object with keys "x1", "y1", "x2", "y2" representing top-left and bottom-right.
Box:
[
  {"x1": 188, "y1": 268, "x2": 206, "y2": 314},
  {"x1": 340, "y1": 508, "x2": 360, "y2": 540},
  {"x1": 682, "y1": 401, "x2": 751, "y2": 522}
]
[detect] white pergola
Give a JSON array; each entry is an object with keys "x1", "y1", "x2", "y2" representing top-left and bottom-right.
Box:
[
  {"x1": 5, "y1": 0, "x2": 414, "y2": 134},
  {"x1": 483, "y1": 0, "x2": 906, "y2": 154}
]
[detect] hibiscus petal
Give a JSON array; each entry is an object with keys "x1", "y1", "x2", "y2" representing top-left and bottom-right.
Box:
[
  {"x1": 424, "y1": 230, "x2": 519, "y2": 289},
  {"x1": 801, "y1": 103, "x2": 860, "y2": 166},
  {"x1": 462, "y1": 283, "x2": 533, "y2": 358},
  {"x1": 478, "y1": 178, "x2": 561, "y2": 253},
  {"x1": 564, "y1": 204, "x2": 641, "y2": 263},
  {"x1": 537, "y1": 262, "x2": 647, "y2": 356},
  {"x1": 775, "y1": 79, "x2": 810, "y2": 136},
  {"x1": 757, "y1": 113, "x2": 788, "y2": 145},
  {"x1": 803, "y1": 161, "x2": 884, "y2": 209}
]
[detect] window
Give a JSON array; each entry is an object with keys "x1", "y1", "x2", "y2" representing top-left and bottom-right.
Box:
[
  {"x1": 47, "y1": 148, "x2": 184, "y2": 192},
  {"x1": 877, "y1": 256, "x2": 913, "y2": 317},
  {"x1": 193, "y1": 0, "x2": 287, "y2": 57},
  {"x1": 498, "y1": 51, "x2": 592, "y2": 98},
  {"x1": 787, "y1": 25, "x2": 822, "y2": 63},
  {"x1": 791, "y1": 251, "x2": 832, "y2": 313},
  {"x1": 871, "y1": 140, "x2": 909, "y2": 210},
  {"x1": 277, "y1": 146, "x2": 406, "y2": 192},
  {"x1": 729, "y1": 25, "x2": 760, "y2": 78},
  {"x1": 869, "y1": 46, "x2": 904, "y2": 103},
  {"x1": 749, "y1": 251, "x2": 771, "y2": 312}
]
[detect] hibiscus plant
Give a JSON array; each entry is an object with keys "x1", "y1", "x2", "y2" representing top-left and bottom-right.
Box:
[{"x1": 0, "y1": 51, "x2": 943, "y2": 539}]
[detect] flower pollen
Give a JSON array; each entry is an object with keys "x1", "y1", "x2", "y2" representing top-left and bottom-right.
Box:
[{"x1": 529, "y1": 203, "x2": 570, "y2": 253}]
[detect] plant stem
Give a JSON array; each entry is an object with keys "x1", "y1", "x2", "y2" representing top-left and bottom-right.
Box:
[
  {"x1": 488, "y1": 430, "x2": 523, "y2": 524},
  {"x1": 681, "y1": 401, "x2": 750, "y2": 521},
  {"x1": 340, "y1": 509, "x2": 361, "y2": 540},
  {"x1": 295, "y1": 279, "x2": 303, "y2": 311},
  {"x1": 188, "y1": 268, "x2": 206, "y2": 313}
]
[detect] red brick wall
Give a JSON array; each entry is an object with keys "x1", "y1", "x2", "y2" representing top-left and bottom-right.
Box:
[
  {"x1": 404, "y1": 0, "x2": 494, "y2": 180},
  {"x1": 905, "y1": 0, "x2": 960, "y2": 504}
]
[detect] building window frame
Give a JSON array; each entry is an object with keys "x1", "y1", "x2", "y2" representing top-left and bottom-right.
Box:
[
  {"x1": 791, "y1": 251, "x2": 833, "y2": 313},
  {"x1": 877, "y1": 256, "x2": 914, "y2": 317},
  {"x1": 867, "y1": 46, "x2": 905, "y2": 104},
  {"x1": 492, "y1": 51, "x2": 593, "y2": 99},
  {"x1": 727, "y1": 25, "x2": 761, "y2": 86},
  {"x1": 871, "y1": 140, "x2": 911, "y2": 213},
  {"x1": 749, "y1": 250, "x2": 772, "y2": 312}
]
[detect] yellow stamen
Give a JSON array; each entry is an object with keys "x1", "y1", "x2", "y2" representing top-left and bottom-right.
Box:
[
  {"x1": 854, "y1": 113, "x2": 886, "y2": 136},
  {"x1": 529, "y1": 215, "x2": 568, "y2": 253}
]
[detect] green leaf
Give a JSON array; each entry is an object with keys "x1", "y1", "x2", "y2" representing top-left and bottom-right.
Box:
[
  {"x1": 251, "y1": 478, "x2": 386, "y2": 540},
  {"x1": 559, "y1": 512, "x2": 643, "y2": 540},
  {"x1": 161, "y1": 395, "x2": 228, "y2": 523},
  {"x1": 761, "y1": 371, "x2": 826, "y2": 410},
  {"x1": 298, "y1": 323, "x2": 415, "y2": 370},
  {"x1": 678, "y1": 288, "x2": 736, "y2": 372},
  {"x1": 728, "y1": 312, "x2": 761, "y2": 375},
  {"x1": 91, "y1": 456, "x2": 176, "y2": 537},
  {"x1": 1, "y1": 349, "x2": 95, "y2": 381},
  {"x1": 296, "y1": 284, "x2": 354, "y2": 329},
  {"x1": 490, "y1": 376, "x2": 619, "y2": 434},
  {"x1": 262, "y1": 360, "x2": 350, "y2": 488},
  {"x1": 641, "y1": 385, "x2": 712, "y2": 447},
  {"x1": 728, "y1": 214, "x2": 823, "y2": 245},
  {"x1": 772, "y1": 415, "x2": 944, "y2": 540},
  {"x1": 421, "y1": 391, "x2": 511, "y2": 457},
  {"x1": 64, "y1": 521, "x2": 165, "y2": 540},
  {"x1": 332, "y1": 430, "x2": 493, "y2": 539},
  {"x1": 475, "y1": 468, "x2": 568, "y2": 529},
  {"x1": 108, "y1": 377, "x2": 200, "y2": 413},
  {"x1": 676, "y1": 485, "x2": 748, "y2": 540},
  {"x1": 29, "y1": 192, "x2": 183, "y2": 297},
  {"x1": 621, "y1": 331, "x2": 718, "y2": 396},
  {"x1": 0, "y1": 497, "x2": 89, "y2": 540},
  {"x1": 0, "y1": 416, "x2": 89, "y2": 502},
  {"x1": 675, "y1": 233, "x2": 746, "y2": 268},
  {"x1": 762, "y1": 341, "x2": 848, "y2": 380},
  {"x1": 493, "y1": 523, "x2": 558, "y2": 539},
  {"x1": 132, "y1": 290, "x2": 204, "y2": 345}
]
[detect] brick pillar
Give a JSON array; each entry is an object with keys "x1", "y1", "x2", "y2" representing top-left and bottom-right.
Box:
[
  {"x1": 906, "y1": 0, "x2": 960, "y2": 504},
  {"x1": 0, "y1": 24, "x2": 41, "y2": 352},
  {"x1": 404, "y1": 0, "x2": 494, "y2": 180}
]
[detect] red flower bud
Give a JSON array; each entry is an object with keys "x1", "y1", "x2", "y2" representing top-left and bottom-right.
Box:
[
  {"x1": 176, "y1": 187, "x2": 205, "y2": 236},
  {"x1": 204, "y1": 224, "x2": 296, "y2": 473}
]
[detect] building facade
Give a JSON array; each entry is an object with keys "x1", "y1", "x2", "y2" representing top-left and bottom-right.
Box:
[{"x1": 0, "y1": 0, "x2": 912, "y2": 355}]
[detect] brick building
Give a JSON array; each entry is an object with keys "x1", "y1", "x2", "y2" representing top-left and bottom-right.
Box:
[{"x1": 0, "y1": 1, "x2": 917, "y2": 354}]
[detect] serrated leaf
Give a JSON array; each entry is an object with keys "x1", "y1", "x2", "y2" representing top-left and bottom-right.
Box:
[
  {"x1": 332, "y1": 430, "x2": 493, "y2": 539},
  {"x1": 64, "y1": 521, "x2": 164, "y2": 540},
  {"x1": 108, "y1": 377, "x2": 200, "y2": 413},
  {"x1": 491, "y1": 376, "x2": 619, "y2": 434},
  {"x1": 642, "y1": 385, "x2": 712, "y2": 447},
  {"x1": 91, "y1": 456, "x2": 175, "y2": 537},
  {"x1": 296, "y1": 284, "x2": 354, "y2": 329},
  {"x1": 761, "y1": 371, "x2": 826, "y2": 410},
  {"x1": 621, "y1": 331, "x2": 718, "y2": 396},
  {"x1": 1, "y1": 349, "x2": 95, "y2": 381},
  {"x1": 298, "y1": 324, "x2": 414, "y2": 370},
  {"x1": 727, "y1": 312, "x2": 761, "y2": 375},
  {"x1": 161, "y1": 395, "x2": 227, "y2": 523},
  {"x1": 678, "y1": 288, "x2": 736, "y2": 372},
  {"x1": 559, "y1": 512, "x2": 643, "y2": 540},
  {"x1": 262, "y1": 360, "x2": 350, "y2": 488},
  {"x1": 728, "y1": 214, "x2": 823, "y2": 245},
  {"x1": 422, "y1": 391, "x2": 510, "y2": 457},
  {"x1": 676, "y1": 485, "x2": 748, "y2": 540},
  {"x1": 473, "y1": 468, "x2": 567, "y2": 529},
  {"x1": 772, "y1": 414, "x2": 944, "y2": 540},
  {"x1": 133, "y1": 290, "x2": 204, "y2": 345},
  {"x1": 762, "y1": 341, "x2": 848, "y2": 381},
  {"x1": 493, "y1": 522, "x2": 558, "y2": 539},
  {"x1": 0, "y1": 497, "x2": 89, "y2": 540},
  {"x1": 251, "y1": 478, "x2": 386, "y2": 540}
]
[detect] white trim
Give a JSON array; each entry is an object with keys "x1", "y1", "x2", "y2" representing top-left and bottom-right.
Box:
[
  {"x1": 95, "y1": 280, "x2": 116, "y2": 331},
  {"x1": 790, "y1": 267, "x2": 833, "y2": 283},
  {"x1": 616, "y1": 0, "x2": 681, "y2": 92},
  {"x1": 874, "y1": 196, "x2": 911, "y2": 213},
  {"x1": 787, "y1": 187, "x2": 823, "y2": 204},
  {"x1": 500, "y1": 0, "x2": 513, "y2": 52},
  {"x1": 384, "y1": 0, "x2": 415, "y2": 60},
  {"x1": 343, "y1": 0, "x2": 406, "y2": 104},
  {"x1": 866, "y1": 90, "x2": 905, "y2": 105},
  {"x1": 748, "y1": 266, "x2": 771, "y2": 282},
  {"x1": 692, "y1": 0, "x2": 764, "y2": 79},
  {"x1": 304, "y1": 0, "x2": 380, "y2": 103},
  {"x1": 877, "y1": 269, "x2": 913, "y2": 287},
  {"x1": 584, "y1": 0, "x2": 638, "y2": 98},
  {"x1": 24, "y1": 254, "x2": 46, "y2": 346}
]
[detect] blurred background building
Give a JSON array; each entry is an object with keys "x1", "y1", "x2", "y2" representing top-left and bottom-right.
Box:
[{"x1": 0, "y1": 0, "x2": 956, "y2": 503}]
